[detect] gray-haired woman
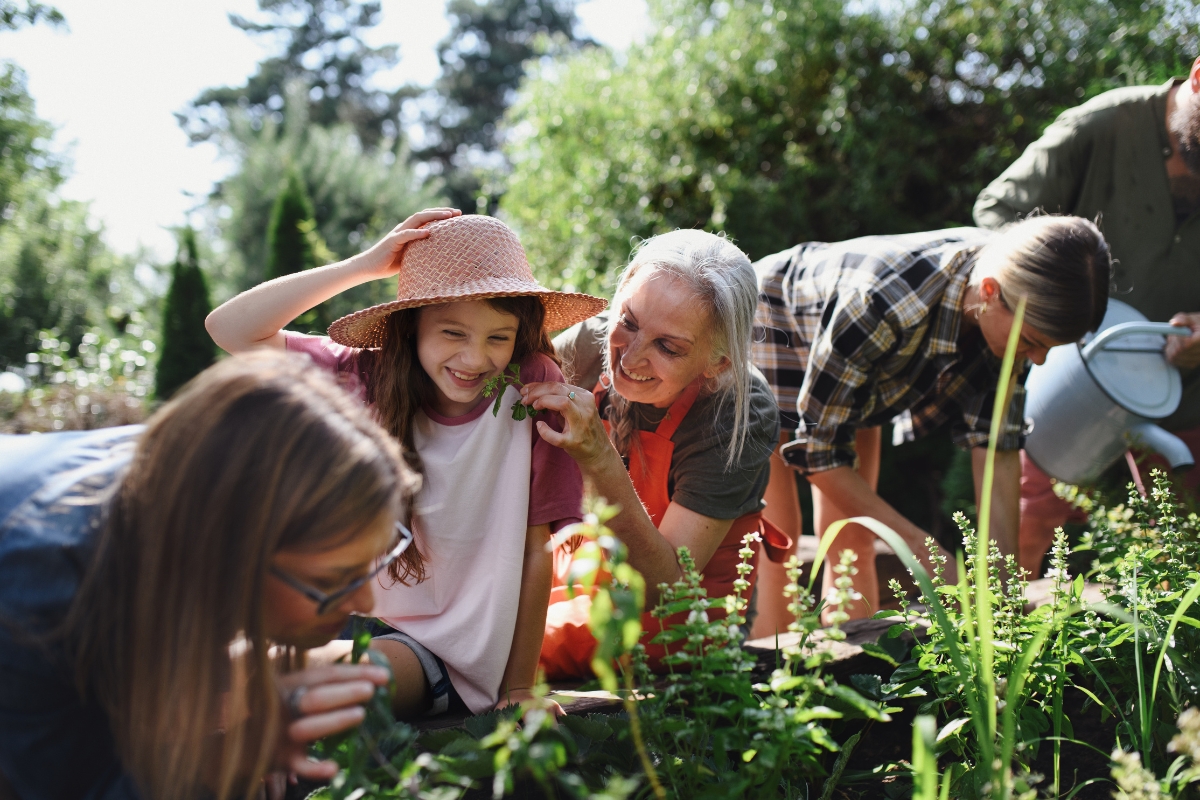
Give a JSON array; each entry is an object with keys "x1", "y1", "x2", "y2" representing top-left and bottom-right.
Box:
[
  {"x1": 750, "y1": 215, "x2": 1111, "y2": 632},
  {"x1": 519, "y1": 229, "x2": 785, "y2": 679}
]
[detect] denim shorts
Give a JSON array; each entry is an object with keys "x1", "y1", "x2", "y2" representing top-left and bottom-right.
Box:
[{"x1": 347, "y1": 618, "x2": 469, "y2": 716}]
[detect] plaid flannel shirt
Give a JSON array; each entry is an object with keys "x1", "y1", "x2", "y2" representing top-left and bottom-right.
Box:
[{"x1": 752, "y1": 228, "x2": 1028, "y2": 474}]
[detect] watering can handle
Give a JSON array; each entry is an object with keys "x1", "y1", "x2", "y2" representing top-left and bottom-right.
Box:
[{"x1": 1081, "y1": 322, "x2": 1191, "y2": 362}]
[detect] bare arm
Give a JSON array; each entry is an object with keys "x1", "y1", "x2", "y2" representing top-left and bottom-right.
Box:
[
  {"x1": 205, "y1": 208, "x2": 460, "y2": 353},
  {"x1": 519, "y1": 382, "x2": 734, "y2": 605},
  {"x1": 971, "y1": 447, "x2": 1021, "y2": 563},
  {"x1": 805, "y1": 465, "x2": 936, "y2": 568},
  {"x1": 497, "y1": 524, "x2": 554, "y2": 707}
]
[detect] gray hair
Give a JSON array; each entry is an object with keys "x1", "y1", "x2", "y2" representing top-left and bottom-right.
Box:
[
  {"x1": 971, "y1": 214, "x2": 1111, "y2": 343},
  {"x1": 603, "y1": 229, "x2": 758, "y2": 469}
]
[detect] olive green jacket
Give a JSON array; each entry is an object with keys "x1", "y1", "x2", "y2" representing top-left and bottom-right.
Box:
[{"x1": 974, "y1": 81, "x2": 1200, "y2": 430}]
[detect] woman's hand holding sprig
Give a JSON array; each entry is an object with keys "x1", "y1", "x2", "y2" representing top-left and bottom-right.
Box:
[{"x1": 520, "y1": 382, "x2": 617, "y2": 471}]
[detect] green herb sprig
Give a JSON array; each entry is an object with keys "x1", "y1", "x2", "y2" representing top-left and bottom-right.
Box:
[{"x1": 481, "y1": 362, "x2": 539, "y2": 420}]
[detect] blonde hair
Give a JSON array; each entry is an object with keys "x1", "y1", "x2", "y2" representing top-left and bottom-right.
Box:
[
  {"x1": 971, "y1": 214, "x2": 1111, "y2": 343},
  {"x1": 603, "y1": 229, "x2": 758, "y2": 469},
  {"x1": 63, "y1": 350, "x2": 418, "y2": 800}
]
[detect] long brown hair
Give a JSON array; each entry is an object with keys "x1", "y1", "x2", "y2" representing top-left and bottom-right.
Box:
[
  {"x1": 63, "y1": 350, "x2": 419, "y2": 800},
  {"x1": 359, "y1": 295, "x2": 556, "y2": 586}
]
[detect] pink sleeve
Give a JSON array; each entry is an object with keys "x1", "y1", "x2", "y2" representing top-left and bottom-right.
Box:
[
  {"x1": 284, "y1": 332, "x2": 369, "y2": 403},
  {"x1": 522, "y1": 354, "x2": 584, "y2": 531}
]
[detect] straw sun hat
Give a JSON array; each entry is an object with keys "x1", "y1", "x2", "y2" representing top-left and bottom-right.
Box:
[{"x1": 328, "y1": 215, "x2": 607, "y2": 348}]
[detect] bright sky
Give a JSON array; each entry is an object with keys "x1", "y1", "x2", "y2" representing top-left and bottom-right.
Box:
[{"x1": 0, "y1": 0, "x2": 651, "y2": 261}]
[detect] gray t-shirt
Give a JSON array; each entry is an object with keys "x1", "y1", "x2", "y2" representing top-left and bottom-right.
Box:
[{"x1": 555, "y1": 314, "x2": 780, "y2": 520}]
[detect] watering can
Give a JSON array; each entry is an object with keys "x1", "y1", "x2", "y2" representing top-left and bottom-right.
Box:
[{"x1": 1024, "y1": 299, "x2": 1193, "y2": 485}]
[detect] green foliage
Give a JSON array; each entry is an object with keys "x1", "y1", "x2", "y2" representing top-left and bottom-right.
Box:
[
  {"x1": 311, "y1": 676, "x2": 639, "y2": 798},
  {"x1": 627, "y1": 544, "x2": 887, "y2": 799},
  {"x1": 820, "y1": 299, "x2": 1070, "y2": 797},
  {"x1": 417, "y1": 0, "x2": 588, "y2": 210},
  {"x1": 481, "y1": 363, "x2": 540, "y2": 420},
  {"x1": 0, "y1": 62, "x2": 61, "y2": 218},
  {"x1": 0, "y1": 327, "x2": 154, "y2": 432},
  {"x1": 1072, "y1": 473, "x2": 1200, "y2": 774},
  {"x1": 265, "y1": 168, "x2": 318, "y2": 281},
  {"x1": 502, "y1": 0, "x2": 1199, "y2": 295},
  {"x1": 1109, "y1": 708, "x2": 1200, "y2": 800},
  {"x1": 0, "y1": 0, "x2": 62, "y2": 30},
  {"x1": 155, "y1": 228, "x2": 214, "y2": 400},
  {"x1": 202, "y1": 93, "x2": 439, "y2": 320},
  {"x1": 180, "y1": 0, "x2": 408, "y2": 149},
  {"x1": 0, "y1": 194, "x2": 148, "y2": 371},
  {"x1": 312, "y1": 502, "x2": 886, "y2": 798},
  {"x1": 0, "y1": 59, "x2": 151, "y2": 375}
]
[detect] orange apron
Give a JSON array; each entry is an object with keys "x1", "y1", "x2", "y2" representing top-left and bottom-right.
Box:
[{"x1": 538, "y1": 380, "x2": 792, "y2": 681}]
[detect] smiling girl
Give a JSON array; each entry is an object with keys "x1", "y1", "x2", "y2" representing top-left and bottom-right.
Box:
[{"x1": 206, "y1": 210, "x2": 606, "y2": 716}]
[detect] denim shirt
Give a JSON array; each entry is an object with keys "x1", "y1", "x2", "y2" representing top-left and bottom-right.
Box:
[{"x1": 0, "y1": 426, "x2": 143, "y2": 799}]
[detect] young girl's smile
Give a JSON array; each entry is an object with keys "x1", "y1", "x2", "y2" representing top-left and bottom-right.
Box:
[{"x1": 417, "y1": 300, "x2": 520, "y2": 416}]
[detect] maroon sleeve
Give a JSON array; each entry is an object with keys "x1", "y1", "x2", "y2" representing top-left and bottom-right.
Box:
[
  {"x1": 521, "y1": 353, "x2": 584, "y2": 531},
  {"x1": 284, "y1": 332, "x2": 368, "y2": 403}
]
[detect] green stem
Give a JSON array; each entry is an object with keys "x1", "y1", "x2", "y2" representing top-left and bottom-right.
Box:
[
  {"x1": 621, "y1": 657, "x2": 665, "y2": 800},
  {"x1": 977, "y1": 296, "x2": 1026, "y2": 790}
]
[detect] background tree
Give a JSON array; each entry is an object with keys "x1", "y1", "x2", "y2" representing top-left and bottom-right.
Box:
[
  {"x1": 201, "y1": 86, "x2": 440, "y2": 323},
  {"x1": 0, "y1": 61, "x2": 147, "y2": 370},
  {"x1": 266, "y1": 168, "x2": 318, "y2": 281},
  {"x1": 0, "y1": 0, "x2": 62, "y2": 30},
  {"x1": 179, "y1": 0, "x2": 408, "y2": 150},
  {"x1": 416, "y1": 0, "x2": 589, "y2": 210},
  {"x1": 155, "y1": 227, "x2": 214, "y2": 400},
  {"x1": 502, "y1": 0, "x2": 1198, "y2": 296}
]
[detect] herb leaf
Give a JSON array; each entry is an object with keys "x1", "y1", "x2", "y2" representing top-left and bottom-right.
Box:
[{"x1": 484, "y1": 362, "x2": 539, "y2": 420}]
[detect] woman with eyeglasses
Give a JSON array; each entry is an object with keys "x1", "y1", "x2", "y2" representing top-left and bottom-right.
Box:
[{"x1": 0, "y1": 350, "x2": 419, "y2": 800}]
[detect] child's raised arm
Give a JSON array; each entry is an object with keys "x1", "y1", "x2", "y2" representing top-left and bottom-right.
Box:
[{"x1": 205, "y1": 208, "x2": 461, "y2": 353}]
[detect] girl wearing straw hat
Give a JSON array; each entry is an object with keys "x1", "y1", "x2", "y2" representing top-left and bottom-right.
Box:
[{"x1": 207, "y1": 209, "x2": 607, "y2": 717}]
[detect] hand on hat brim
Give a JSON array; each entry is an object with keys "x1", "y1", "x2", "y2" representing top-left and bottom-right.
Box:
[{"x1": 357, "y1": 208, "x2": 463, "y2": 282}]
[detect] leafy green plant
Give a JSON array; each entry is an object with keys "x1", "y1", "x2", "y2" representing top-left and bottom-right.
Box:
[
  {"x1": 312, "y1": 618, "x2": 639, "y2": 799},
  {"x1": 481, "y1": 363, "x2": 540, "y2": 421},
  {"x1": 630, "y1": 541, "x2": 885, "y2": 799},
  {"x1": 1068, "y1": 472, "x2": 1200, "y2": 775},
  {"x1": 813, "y1": 298, "x2": 1088, "y2": 798},
  {"x1": 1110, "y1": 707, "x2": 1200, "y2": 799},
  {"x1": 551, "y1": 495, "x2": 660, "y2": 797}
]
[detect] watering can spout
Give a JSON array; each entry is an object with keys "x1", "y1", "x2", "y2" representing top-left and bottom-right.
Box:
[{"x1": 1127, "y1": 422, "x2": 1195, "y2": 472}]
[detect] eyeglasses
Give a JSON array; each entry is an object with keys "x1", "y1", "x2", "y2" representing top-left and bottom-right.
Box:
[{"x1": 270, "y1": 521, "x2": 414, "y2": 615}]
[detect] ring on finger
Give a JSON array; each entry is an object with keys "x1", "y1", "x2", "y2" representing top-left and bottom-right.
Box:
[
  {"x1": 568, "y1": 391, "x2": 576, "y2": 400},
  {"x1": 287, "y1": 686, "x2": 309, "y2": 718}
]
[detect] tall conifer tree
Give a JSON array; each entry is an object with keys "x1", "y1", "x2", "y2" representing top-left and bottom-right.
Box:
[
  {"x1": 265, "y1": 169, "x2": 317, "y2": 281},
  {"x1": 155, "y1": 227, "x2": 215, "y2": 400}
]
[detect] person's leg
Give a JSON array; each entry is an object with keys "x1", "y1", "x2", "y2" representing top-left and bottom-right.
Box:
[
  {"x1": 816, "y1": 427, "x2": 881, "y2": 623},
  {"x1": 748, "y1": 432, "x2": 805, "y2": 640},
  {"x1": 370, "y1": 638, "x2": 434, "y2": 718},
  {"x1": 1018, "y1": 451, "x2": 1077, "y2": 576}
]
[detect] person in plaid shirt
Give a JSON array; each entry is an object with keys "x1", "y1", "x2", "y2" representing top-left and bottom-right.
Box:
[{"x1": 750, "y1": 216, "x2": 1112, "y2": 625}]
